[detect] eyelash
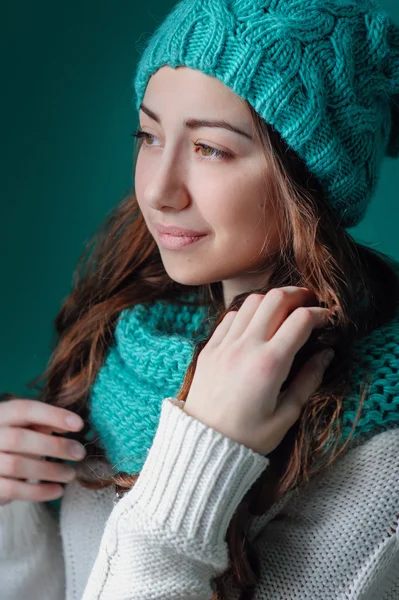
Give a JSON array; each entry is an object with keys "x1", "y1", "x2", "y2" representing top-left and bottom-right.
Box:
[{"x1": 131, "y1": 128, "x2": 233, "y2": 161}]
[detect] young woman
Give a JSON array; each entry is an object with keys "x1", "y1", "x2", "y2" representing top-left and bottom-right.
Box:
[{"x1": 1, "y1": 1, "x2": 399, "y2": 598}]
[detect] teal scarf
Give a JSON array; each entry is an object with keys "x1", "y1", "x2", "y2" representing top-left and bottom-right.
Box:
[{"x1": 88, "y1": 295, "x2": 399, "y2": 475}]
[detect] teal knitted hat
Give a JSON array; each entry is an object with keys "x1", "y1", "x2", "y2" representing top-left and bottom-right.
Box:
[{"x1": 132, "y1": 0, "x2": 399, "y2": 229}]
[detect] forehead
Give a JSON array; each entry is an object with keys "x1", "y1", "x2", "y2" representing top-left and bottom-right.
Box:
[{"x1": 144, "y1": 65, "x2": 250, "y2": 119}]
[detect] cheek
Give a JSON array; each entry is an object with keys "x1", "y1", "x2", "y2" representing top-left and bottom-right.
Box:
[
  {"x1": 205, "y1": 178, "x2": 267, "y2": 232},
  {"x1": 134, "y1": 155, "x2": 150, "y2": 212}
]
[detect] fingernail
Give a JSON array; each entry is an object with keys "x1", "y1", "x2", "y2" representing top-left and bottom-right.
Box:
[
  {"x1": 48, "y1": 486, "x2": 64, "y2": 499},
  {"x1": 65, "y1": 414, "x2": 84, "y2": 430},
  {"x1": 61, "y1": 467, "x2": 77, "y2": 481},
  {"x1": 69, "y1": 441, "x2": 86, "y2": 459},
  {"x1": 322, "y1": 349, "x2": 335, "y2": 366}
]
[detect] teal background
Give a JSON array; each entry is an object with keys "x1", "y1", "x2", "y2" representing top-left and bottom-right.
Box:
[{"x1": 1, "y1": 0, "x2": 399, "y2": 396}]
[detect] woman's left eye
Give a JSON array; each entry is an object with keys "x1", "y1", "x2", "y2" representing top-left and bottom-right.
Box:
[
  {"x1": 131, "y1": 129, "x2": 232, "y2": 161},
  {"x1": 193, "y1": 142, "x2": 232, "y2": 160}
]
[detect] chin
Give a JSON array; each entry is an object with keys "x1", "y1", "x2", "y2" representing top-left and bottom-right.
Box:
[
  {"x1": 163, "y1": 265, "x2": 217, "y2": 287},
  {"x1": 167, "y1": 274, "x2": 210, "y2": 287}
]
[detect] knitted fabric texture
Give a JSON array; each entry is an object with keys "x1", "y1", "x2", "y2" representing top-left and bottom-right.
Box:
[
  {"x1": 88, "y1": 296, "x2": 399, "y2": 475},
  {"x1": 132, "y1": 0, "x2": 399, "y2": 229}
]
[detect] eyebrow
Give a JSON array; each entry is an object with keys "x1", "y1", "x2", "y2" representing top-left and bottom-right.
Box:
[{"x1": 139, "y1": 102, "x2": 253, "y2": 141}]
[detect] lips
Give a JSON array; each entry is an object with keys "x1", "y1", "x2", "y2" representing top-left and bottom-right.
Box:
[
  {"x1": 153, "y1": 222, "x2": 207, "y2": 237},
  {"x1": 156, "y1": 231, "x2": 207, "y2": 249}
]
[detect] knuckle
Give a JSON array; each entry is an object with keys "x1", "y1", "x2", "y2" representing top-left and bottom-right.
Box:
[
  {"x1": 10, "y1": 399, "x2": 31, "y2": 416},
  {"x1": 266, "y1": 287, "x2": 288, "y2": 304},
  {"x1": 44, "y1": 462, "x2": 60, "y2": 480},
  {"x1": 45, "y1": 437, "x2": 62, "y2": 457},
  {"x1": 246, "y1": 293, "x2": 264, "y2": 304},
  {"x1": 224, "y1": 309, "x2": 237, "y2": 320},
  {"x1": 3, "y1": 428, "x2": 22, "y2": 450},
  {"x1": 294, "y1": 306, "x2": 314, "y2": 325},
  {"x1": 0, "y1": 478, "x2": 16, "y2": 499},
  {"x1": 0, "y1": 399, "x2": 22, "y2": 422},
  {"x1": 1, "y1": 453, "x2": 20, "y2": 475},
  {"x1": 58, "y1": 438, "x2": 74, "y2": 457}
]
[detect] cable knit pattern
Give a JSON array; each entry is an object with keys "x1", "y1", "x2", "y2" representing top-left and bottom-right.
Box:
[
  {"x1": 343, "y1": 303, "x2": 399, "y2": 438},
  {"x1": 88, "y1": 295, "x2": 212, "y2": 473},
  {"x1": 133, "y1": 0, "x2": 399, "y2": 228},
  {"x1": 89, "y1": 295, "x2": 399, "y2": 478}
]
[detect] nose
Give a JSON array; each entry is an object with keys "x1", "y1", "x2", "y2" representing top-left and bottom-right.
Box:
[{"x1": 143, "y1": 153, "x2": 190, "y2": 212}]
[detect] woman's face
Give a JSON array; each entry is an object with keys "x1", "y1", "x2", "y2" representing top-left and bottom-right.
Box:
[{"x1": 135, "y1": 66, "x2": 281, "y2": 307}]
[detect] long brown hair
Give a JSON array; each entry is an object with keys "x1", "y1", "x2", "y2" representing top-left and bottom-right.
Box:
[{"x1": 8, "y1": 99, "x2": 399, "y2": 599}]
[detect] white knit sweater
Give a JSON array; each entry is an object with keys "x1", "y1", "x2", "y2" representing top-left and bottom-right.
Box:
[{"x1": 1, "y1": 397, "x2": 398, "y2": 599}]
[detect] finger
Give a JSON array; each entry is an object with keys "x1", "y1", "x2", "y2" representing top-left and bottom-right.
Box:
[
  {"x1": 267, "y1": 306, "x2": 331, "y2": 364},
  {"x1": 0, "y1": 399, "x2": 84, "y2": 432},
  {"x1": 224, "y1": 294, "x2": 265, "y2": 341},
  {"x1": 206, "y1": 310, "x2": 237, "y2": 348},
  {"x1": 0, "y1": 428, "x2": 87, "y2": 462},
  {"x1": 0, "y1": 452, "x2": 76, "y2": 483},
  {"x1": 246, "y1": 287, "x2": 319, "y2": 341},
  {"x1": 30, "y1": 424, "x2": 69, "y2": 435},
  {"x1": 272, "y1": 349, "x2": 334, "y2": 432},
  {"x1": 0, "y1": 477, "x2": 64, "y2": 502}
]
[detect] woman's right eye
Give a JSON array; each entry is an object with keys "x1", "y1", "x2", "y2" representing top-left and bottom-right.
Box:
[{"x1": 131, "y1": 129, "x2": 155, "y2": 145}]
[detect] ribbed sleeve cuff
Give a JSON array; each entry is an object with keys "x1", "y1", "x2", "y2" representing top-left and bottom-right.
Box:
[{"x1": 116, "y1": 397, "x2": 269, "y2": 558}]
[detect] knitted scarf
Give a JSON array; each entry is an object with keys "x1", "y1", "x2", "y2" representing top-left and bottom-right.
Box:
[{"x1": 88, "y1": 295, "x2": 399, "y2": 475}]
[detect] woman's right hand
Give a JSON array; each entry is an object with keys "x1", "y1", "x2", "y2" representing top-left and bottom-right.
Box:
[{"x1": 0, "y1": 398, "x2": 87, "y2": 505}]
